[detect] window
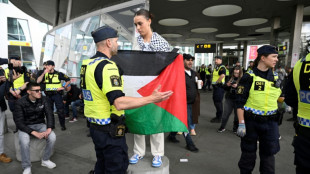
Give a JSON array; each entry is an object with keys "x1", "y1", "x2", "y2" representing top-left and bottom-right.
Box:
[
  {"x1": 0, "y1": 0, "x2": 8, "y2": 4},
  {"x1": 7, "y1": 18, "x2": 32, "y2": 42}
]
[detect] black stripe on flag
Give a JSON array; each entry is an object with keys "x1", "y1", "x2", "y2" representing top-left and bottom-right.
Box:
[{"x1": 111, "y1": 50, "x2": 179, "y2": 76}]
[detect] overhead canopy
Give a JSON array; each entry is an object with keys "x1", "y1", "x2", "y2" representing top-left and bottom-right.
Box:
[{"x1": 10, "y1": 0, "x2": 310, "y2": 45}]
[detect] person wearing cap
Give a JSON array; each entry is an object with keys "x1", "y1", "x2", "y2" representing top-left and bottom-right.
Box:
[
  {"x1": 36, "y1": 60, "x2": 70, "y2": 131},
  {"x1": 4, "y1": 56, "x2": 30, "y2": 112},
  {"x1": 210, "y1": 56, "x2": 226, "y2": 123},
  {"x1": 235, "y1": 45, "x2": 282, "y2": 174},
  {"x1": 81, "y1": 26, "x2": 173, "y2": 174},
  {"x1": 167, "y1": 54, "x2": 200, "y2": 152},
  {"x1": 130, "y1": 9, "x2": 171, "y2": 168},
  {"x1": 284, "y1": 52, "x2": 310, "y2": 173}
]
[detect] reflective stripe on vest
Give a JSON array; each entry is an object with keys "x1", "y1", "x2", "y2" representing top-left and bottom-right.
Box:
[
  {"x1": 212, "y1": 65, "x2": 225, "y2": 84},
  {"x1": 244, "y1": 71, "x2": 281, "y2": 116},
  {"x1": 81, "y1": 57, "x2": 124, "y2": 125},
  {"x1": 5, "y1": 69, "x2": 25, "y2": 90},
  {"x1": 44, "y1": 73, "x2": 61, "y2": 91},
  {"x1": 293, "y1": 53, "x2": 310, "y2": 128}
]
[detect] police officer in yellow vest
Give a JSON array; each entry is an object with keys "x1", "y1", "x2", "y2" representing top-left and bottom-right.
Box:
[
  {"x1": 37, "y1": 60, "x2": 70, "y2": 131},
  {"x1": 225, "y1": 64, "x2": 230, "y2": 83},
  {"x1": 206, "y1": 64, "x2": 212, "y2": 91},
  {"x1": 236, "y1": 45, "x2": 281, "y2": 174},
  {"x1": 198, "y1": 64, "x2": 207, "y2": 90},
  {"x1": 82, "y1": 26, "x2": 173, "y2": 174},
  {"x1": 210, "y1": 56, "x2": 226, "y2": 123},
  {"x1": 4, "y1": 56, "x2": 30, "y2": 112},
  {"x1": 284, "y1": 52, "x2": 310, "y2": 174}
]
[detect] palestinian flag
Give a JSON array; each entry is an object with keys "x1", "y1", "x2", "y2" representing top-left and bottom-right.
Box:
[{"x1": 112, "y1": 50, "x2": 188, "y2": 135}]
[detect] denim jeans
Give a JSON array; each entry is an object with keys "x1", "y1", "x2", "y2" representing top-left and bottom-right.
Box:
[
  {"x1": 71, "y1": 100, "x2": 83, "y2": 118},
  {"x1": 187, "y1": 104, "x2": 195, "y2": 130},
  {"x1": 0, "y1": 108, "x2": 5, "y2": 154},
  {"x1": 64, "y1": 100, "x2": 84, "y2": 118},
  {"x1": 18, "y1": 123, "x2": 56, "y2": 169}
]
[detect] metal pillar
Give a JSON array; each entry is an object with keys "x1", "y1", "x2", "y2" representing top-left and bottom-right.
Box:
[
  {"x1": 288, "y1": 4, "x2": 304, "y2": 68},
  {"x1": 242, "y1": 41, "x2": 248, "y2": 68},
  {"x1": 66, "y1": 0, "x2": 72, "y2": 22}
]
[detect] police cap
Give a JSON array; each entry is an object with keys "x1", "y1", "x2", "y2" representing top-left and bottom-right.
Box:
[
  {"x1": 214, "y1": 55, "x2": 222, "y2": 60},
  {"x1": 46, "y1": 60, "x2": 55, "y2": 66},
  {"x1": 91, "y1": 26, "x2": 118, "y2": 43},
  {"x1": 257, "y1": 45, "x2": 278, "y2": 55}
]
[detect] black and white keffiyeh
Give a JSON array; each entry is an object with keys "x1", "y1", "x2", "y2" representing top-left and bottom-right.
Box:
[{"x1": 137, "y1": 32, "x2": 171, "y2": 52}]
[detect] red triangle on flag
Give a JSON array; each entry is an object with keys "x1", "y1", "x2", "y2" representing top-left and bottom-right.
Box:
[{"x1": 137, "y1": 55, "x2": 188, "y2": 128}]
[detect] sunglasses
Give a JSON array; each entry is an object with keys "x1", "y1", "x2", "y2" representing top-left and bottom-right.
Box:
[{"x1": 31, "y1": 89, "x2": 41, "y2": 93}]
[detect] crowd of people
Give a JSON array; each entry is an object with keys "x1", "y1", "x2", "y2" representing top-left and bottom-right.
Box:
[{"x1": 0, "y1": 8, "x2": 309, "y2": 174}]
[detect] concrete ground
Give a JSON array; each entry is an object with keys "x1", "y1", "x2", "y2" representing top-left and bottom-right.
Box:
[{"x1": 1, "y1": 91, "x2": 296, "y2": 174}]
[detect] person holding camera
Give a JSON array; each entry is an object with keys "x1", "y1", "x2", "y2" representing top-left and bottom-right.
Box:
[
  {"x1": 236, "y1": 45, "x2": 282, "y2": 174},
  {"x1": 4, "y1": 56, "x2": 30, "y2": 112},
  {"x1": 217, "y1": 66, "x2": 243, "y2": 133},
  {"x1": 36, "y1": 60, "x2": 70, "y2": 131},
  {"x1": 210, "y1": 56, "x2": 226, "y2": 123}
]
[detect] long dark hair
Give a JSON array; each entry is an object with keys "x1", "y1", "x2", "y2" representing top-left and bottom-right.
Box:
[
  {"x1": 134, "y1": 9, "x2": 154, "y2": 20},
  {"x1": 229, "y1": 66, "x2": 243, "y2": 84}
]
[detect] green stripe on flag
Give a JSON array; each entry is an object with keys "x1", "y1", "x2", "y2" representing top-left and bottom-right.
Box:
[{"x1": 125, "y1": 103, "x2": 188, "y2": 135}]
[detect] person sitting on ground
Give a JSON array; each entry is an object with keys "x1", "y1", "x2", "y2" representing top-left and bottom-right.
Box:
[
  {"x1": 63, "y1": 83, "x2": 84, "y2": 122},
  {"x1": 13, "y1": 82, "x2": 56, "y2": 174}
]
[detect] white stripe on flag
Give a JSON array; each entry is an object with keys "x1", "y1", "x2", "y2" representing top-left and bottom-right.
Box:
[{"x1": 123, "y1": 76, "x2": 156, "y2": 97}]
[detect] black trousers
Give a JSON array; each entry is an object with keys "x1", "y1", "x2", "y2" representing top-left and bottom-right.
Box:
[
  {"x1": 238, "y1": 117, "x2": 279, "y2": 174},
  {"x1": 46, "y1": 92, "x2": 65, "y2": 128},
  {"x1": 212, "y1": 86, "x2": 224, "y2": 119},
  {"x1": 90, "y1": 127, "x2": 129, "y2": 174},
  {"x1": 293, "y1": 126, "x2": 310, "y2": 174}
]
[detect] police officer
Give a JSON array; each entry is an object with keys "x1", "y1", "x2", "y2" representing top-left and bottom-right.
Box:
[
  {"x1": 198, "y1": 64, "x2": 207, "y2": 90},
  {"x1": 210, "y1": 56, "x2": 226, "y2": 123},
  {"x1": 81, "y1": 26, "x2": 173, "y2": 174},
  {"x1": 5, "y1": 56, "x2": 30, "y2": 112},
  {"x1": 284, "y1": 52, "x2": 310, "y2": 174},
  {"x1": 247, "y1": 61, "x2": 254, "y2": 72},
  {"x1": 236, "y1": 45, "x2": 281, "y2": 174},
  {"x1": 206, "y1": 64, "x2": 212, "y2": 91},
  {"x1": 37, "y1": 60, "x2": 70, "y2": 131}
]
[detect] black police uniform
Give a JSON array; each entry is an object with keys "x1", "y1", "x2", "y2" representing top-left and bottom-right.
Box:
[
  {"x1": 43, "y1": 70, "x2": 70, "y2": 130},
  {"x1": 211, "y1": 64, "x2": 226, "y2": 122},
  {"x1": 236, "y1": 67, "x2": 280, "y2": 174},
  {"x1": 284, "y1": 56, "x2": 310, "y2": 174}
]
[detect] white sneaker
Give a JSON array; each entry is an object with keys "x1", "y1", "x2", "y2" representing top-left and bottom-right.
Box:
[
  {"x1": 41, "y1": 160, "x2": 56, "y2": 169},
  {"x1": 23, "y1": 167, "x2": 31, "y2": 174}
]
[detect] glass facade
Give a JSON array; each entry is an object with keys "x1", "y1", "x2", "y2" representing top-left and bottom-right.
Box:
[
  {"x1": 41, "y1": 1, "x2": 146, "y2": 84},
  {"x1": 0, "y1": 0, "x2": 8, "y2": 4},
  {"x1": 7, "y1": 17, "x2": 35, "y2": 69}
]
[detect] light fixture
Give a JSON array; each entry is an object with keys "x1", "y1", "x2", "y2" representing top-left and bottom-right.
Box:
[
  {"x1": 202, "y1": 5, "x2": 242, "y2": 17},
  {"x1": 158, "y1": 18, "x2": 189, "y2": 26},
  {"x1": 191, "y1": 28, "x2": 218, "y2": 33},
  {"x1": 233, "y1": 18, "x2": 268, "y2": 26}
]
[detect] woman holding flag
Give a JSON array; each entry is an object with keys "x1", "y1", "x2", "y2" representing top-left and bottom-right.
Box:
[{"x1": 129, "y1": 9, "x2": 170, "y2": 168}]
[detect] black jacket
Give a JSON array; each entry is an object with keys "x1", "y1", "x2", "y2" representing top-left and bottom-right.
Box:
[
  {"x1": 63, "y1": 84, "x2": 81, "y2": 103},
  {"x1": 0, "y1": 82, "x2": 7, "y2": 111},
  {"x1": 13, "y1": 95, "x2": 54, "y2": 134},
  {"x1": 185, "y1": 70, "x2": 198, "y2": 104}
]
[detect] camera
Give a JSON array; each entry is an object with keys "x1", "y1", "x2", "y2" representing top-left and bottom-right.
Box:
[
  {"x1": 8, "y1": 63, "x2": 26, "y2": 74},
  {"x1": 0, "y1": 69, "x2": 4, "y2": 76}
]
